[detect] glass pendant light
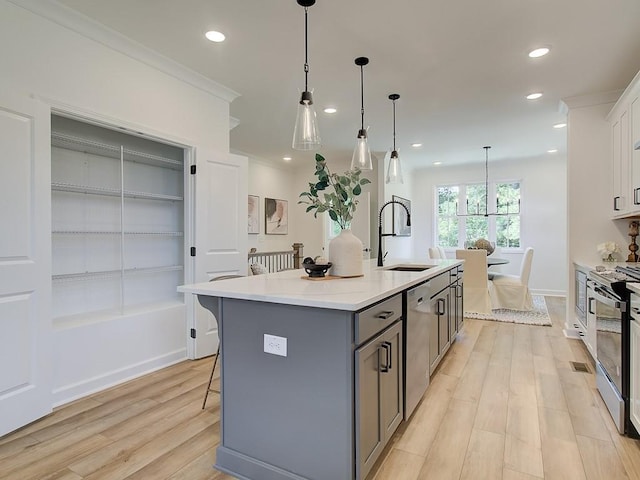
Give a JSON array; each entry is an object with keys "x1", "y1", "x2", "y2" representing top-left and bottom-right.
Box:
[
  {"x1": 386, "y1": 93, "x2": 403, "y2": 184},
  {"x1": 351, "y1": 57, "x2": 373, "y2": 171},
  {"x1": 292, "y1": 0, "x2": 320, "y2": 151}
]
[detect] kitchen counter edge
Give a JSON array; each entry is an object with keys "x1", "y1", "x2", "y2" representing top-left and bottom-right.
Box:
[{"x1": 178, "y1": 258, "x2": 462, "y2": 311}]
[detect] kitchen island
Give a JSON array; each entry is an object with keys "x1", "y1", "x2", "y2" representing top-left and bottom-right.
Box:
[{"x1": 178, "y1": 258, "x2": 463, "y2": 480}]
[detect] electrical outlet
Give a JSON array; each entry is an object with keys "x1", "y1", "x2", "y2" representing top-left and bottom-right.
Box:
[{"x1": 264, "y1": 334, "x2": 287, "y2": 357}]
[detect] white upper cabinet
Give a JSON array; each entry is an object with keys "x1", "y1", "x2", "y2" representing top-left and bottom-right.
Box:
[{"x1": 610, "y1": 71, "x2": 640, "y2": 219}]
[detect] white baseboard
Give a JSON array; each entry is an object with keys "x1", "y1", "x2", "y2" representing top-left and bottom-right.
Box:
[{"x1": 52, "y1": 349, "x2": 186, "y2": 407}]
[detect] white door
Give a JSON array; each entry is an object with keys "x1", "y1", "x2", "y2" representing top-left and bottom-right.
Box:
[
  {"x1": 187, "y1": 150, "x2": 248, "y2": 359},
  {"x1": 0, "y1": 92, "x2": 53, "y2": 436},
  {"x1": 352, "y1": 192, "x2": 371, "y2": 258}
]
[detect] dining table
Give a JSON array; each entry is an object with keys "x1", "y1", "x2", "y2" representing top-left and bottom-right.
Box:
[{"x1": 487, "y1": 257, "x2": 509, "y2": 267}]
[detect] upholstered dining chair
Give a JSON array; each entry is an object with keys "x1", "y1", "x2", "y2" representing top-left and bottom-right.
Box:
[
  {"x1": 489, "y1": 247, "x2": 534, "y2": 311},
  {"x1": 456, "y1": 249, "x2": 492, "y2": 315},
  {"x1": 202, "y1": 274, "x2": 244, "y2": 409}
]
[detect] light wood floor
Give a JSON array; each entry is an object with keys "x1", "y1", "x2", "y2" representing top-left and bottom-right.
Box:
[{"x1": 2, "y1": 297, "x2": 640, "y2": 479}]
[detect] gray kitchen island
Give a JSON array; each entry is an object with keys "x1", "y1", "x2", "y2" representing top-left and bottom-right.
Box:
[{"x1": 178, "y1": 258, "x2": 463, "y2": 480}]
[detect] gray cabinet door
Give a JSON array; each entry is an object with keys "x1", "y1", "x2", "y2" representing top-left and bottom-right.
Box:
[
  {"x1": 429, "y1": 295, "x2": 440, "y2": 374},
  {"x1": 437, "y1": 292, "x2": 450, "y2": 355},
  {"x1": 356, "y1": 320, "x2": 403, "y2": 480},
  {"x1": 356, "y1": 333, "x2": 384, "y2": 479},
  {"x1": 380, "y1": 322, "x2": 403, "y2": 439}
]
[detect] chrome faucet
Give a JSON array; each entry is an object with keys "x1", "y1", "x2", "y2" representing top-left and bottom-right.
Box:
[{"x1": 377, "y1": 200, "x2": 411, "y2": 266}]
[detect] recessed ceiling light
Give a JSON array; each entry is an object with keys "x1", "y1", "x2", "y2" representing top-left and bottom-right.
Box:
[
  {"x1": 547, "y1": 149, "x2": 558, "y2": 153},
  {"x1": 323, "y1": 107, "x2": 337, "y2": 114},
  {"x1": 283, "y1": 156, "x2": 292, "y2": 161},
  {"x1": 411, "y1": 143, "x2": 423, "y2": 148},
  {"x1": 528, "y1": 47, "x2": 550, "y2": 58},
  {"x1": 526, "y1": 92, "x2": 543, "y2": 100},
  {"x1": 553, "y1": 122, "x2": 567, "y2": 129},
  {"x1": 205, "y1": 31, "x2": 226, "y2": 43},
  {"x1": 433, "y1": 161, "x2": 442, "y2": 165}
]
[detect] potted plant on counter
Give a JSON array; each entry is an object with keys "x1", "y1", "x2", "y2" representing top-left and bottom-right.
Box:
[{"x1": 299, "y1": 153, "x2": 371, "y2": 277}]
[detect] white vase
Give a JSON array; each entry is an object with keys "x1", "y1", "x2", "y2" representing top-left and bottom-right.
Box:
[{"x1": 329, "y1": 229, "x2": 363, "y2": 277}]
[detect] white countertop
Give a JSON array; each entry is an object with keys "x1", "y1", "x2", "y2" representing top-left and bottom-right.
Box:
[
  {"x1": 627, "y1": 282, "x2": 640, "y2": 296},
  {"x1": 178, "y1": 258, "x2": 462, "y2": 311}
]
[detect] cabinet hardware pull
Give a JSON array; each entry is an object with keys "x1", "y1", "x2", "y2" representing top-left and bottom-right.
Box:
[
  {"x1": 384, "y1": 341, "x2": 392, "y2": 369},
  {"x1": 437, "y1": 298, "x2": 446, "y2": 315},
  {"x1": 380, "y1": 343, "x2": 391, "y2": 373},
  {"x1": 588, "y1": 297, "x2": 595, "y2": 315},
  {"x1": 614, "y1": 196, "x2": 620, "y2": 211},
  {"x1": 376, "y1": 311, "x2": 394, "y2": 320}
]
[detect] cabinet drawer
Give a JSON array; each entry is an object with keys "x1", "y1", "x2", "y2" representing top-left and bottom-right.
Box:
[
  {"x1": 355, "y1": 294, "x2": 402, "y2": 345},
  {"x1": 426, "y1": 272, "x2": 450, "y2": 298}
]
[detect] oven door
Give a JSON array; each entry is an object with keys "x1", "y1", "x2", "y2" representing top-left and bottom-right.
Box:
[
  {"x1": 593, "y1": 283, "x2": 624, "y2": 393},
  {"x1": 591, "y1": 280, "x2": 627, "y2": 433}
]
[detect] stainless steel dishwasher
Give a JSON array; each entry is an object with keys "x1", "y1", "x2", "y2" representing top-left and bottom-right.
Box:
[{"x1": 404, "y1": 283, "x2": 431, "y2": 419}]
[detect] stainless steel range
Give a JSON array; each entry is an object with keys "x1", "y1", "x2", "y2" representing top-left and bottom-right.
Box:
[{"x1": 587, "y1": 265, "x2": 640, "y2": 437}]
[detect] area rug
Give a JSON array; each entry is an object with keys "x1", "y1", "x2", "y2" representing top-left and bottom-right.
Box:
[{"x1": 464, "y1": 295, "x2": 552, "y2": 326}]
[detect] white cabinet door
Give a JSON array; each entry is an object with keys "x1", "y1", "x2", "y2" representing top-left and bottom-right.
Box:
[
  {"x1": 189, "y1": 150, "x2": 247, "y2": 359},
  {"x1": 612, "y1": 113, "x2": 630, "y2": 215},
  {"x1": 0, "y1": 92, "x2": 52, "y2": 436},
  {"x1": 630, "y1": 317, "x2": 640, "y2": 433}
]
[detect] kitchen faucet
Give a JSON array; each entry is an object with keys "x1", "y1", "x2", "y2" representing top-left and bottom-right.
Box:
[{"x1": 377, "y1": 200, "x2": 411, "y2": 266}]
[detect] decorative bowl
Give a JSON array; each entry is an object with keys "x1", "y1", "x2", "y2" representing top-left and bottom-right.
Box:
[
  {"x1": 474, "y1": 238, "x2": 495, "y2": 256},
  {"x1": 303, "y1": 262, "x2": 332, "y2": 278}
]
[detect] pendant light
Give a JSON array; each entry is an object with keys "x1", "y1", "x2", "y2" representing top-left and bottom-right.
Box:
[
  {"x1": 292, "y1": 0, "x2": 320, "y2": 150},
  {"x1": 456, "y1": 146, "x2": 520, "y2": 217},
  {"x1": 351, "y1": 57, "x2": 373, "y2": 171},
  {"x1": 385, "y1": 94, "x2": 403, "y2": 184}
]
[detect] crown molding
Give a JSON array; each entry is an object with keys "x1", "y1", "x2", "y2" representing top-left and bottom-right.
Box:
[
  {"x1": 559, "y1": 90, "x2": 622, "y2": 113},
  {"x1": 8, "y1": 0, "x2": 240, "y2": 103}
]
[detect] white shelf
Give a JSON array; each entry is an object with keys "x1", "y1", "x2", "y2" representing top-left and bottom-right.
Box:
[
  {"x1": 51, "y1": 182, "x2": 183, "y2": 201},
  {"x1": 51, "y1": 115, "x2": 185, "y2": 320},
  {"x1": 52, "y1": 131, "x2": 183, "y2": 171},
  {"x1": 52, "y1": 265, "x2": 183, "y2": 283}
]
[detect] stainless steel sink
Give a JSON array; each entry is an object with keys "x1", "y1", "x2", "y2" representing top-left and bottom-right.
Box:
[{"x1": 384, "y1": 264, "x2": 432, "y2": 272}]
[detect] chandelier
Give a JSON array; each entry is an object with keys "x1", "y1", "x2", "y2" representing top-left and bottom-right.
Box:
[{"x1": 457, "y1": 146, "x2": 520, "y2": 217}]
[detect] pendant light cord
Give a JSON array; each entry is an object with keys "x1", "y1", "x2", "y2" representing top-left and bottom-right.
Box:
[
  {"x1": 484, "y1": 146, "x2": 490, "y2": 216},
  {"x1": 392, "y1": 99, "x2": 397, "y2": 151},
  {"x1": 359, "y1": 65, "x2": 365, "y2": 131},
  {"x1": 303, "y1": 6, "x2": 309, "y2": 91}
]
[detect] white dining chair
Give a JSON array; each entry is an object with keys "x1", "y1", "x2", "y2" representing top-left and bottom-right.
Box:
[
  {"x1": 456, "y1": 249, "x2": 492, "y2": 315},
  {"x1": 428, "y1": 246, "x2": 447, "y2": 259},
  {"x1": 489, "y1": 247, "x2": 534, "y2": 311}
]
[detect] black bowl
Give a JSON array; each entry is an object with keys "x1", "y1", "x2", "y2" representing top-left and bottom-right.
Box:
[{"x1": 303, "y1": 262, "x2": 332, "y2": 278}]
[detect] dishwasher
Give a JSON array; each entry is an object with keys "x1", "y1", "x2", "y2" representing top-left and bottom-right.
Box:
[{"x1": 404, "y1": 283, "x2": 431, "y2": 419}]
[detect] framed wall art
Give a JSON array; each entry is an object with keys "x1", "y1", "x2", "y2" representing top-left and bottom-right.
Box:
[
  {"x1": 392, "y1": 195, "x2": 411, "y2": 237},
  {"x1": 248, "y1": 195, "x2": 259, "y2": 234},
  {"x1": 265, "y1": 197, "x2": 288, "y2": 235}
]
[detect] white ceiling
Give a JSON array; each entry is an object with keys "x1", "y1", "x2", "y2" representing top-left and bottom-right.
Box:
[{"x1": 56, "y1": 0, "x2": 640, "y2": 169}]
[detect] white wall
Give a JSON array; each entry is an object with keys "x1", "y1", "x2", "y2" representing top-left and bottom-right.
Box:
[
  {"x1": 1, "y1": 0, "x2": 235, "y2": 405},
  {"x1": 564, "y1": 93, "x2": 628, "y2": 331},
  {"x1": 247, "y1": 153, "x2": 379, "y2": 262},
  {"x1": 411, "y1": 155, "x2": 568, "y2": 295}
]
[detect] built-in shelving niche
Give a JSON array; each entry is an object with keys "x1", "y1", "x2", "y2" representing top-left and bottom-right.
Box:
[{"x1": 51, "y1": 115, "x2": 186, "y2": 322}]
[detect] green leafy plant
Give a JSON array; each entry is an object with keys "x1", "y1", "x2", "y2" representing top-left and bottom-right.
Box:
[{"x1": 299, "y1": 153, "x2": 371, "y2": 230}]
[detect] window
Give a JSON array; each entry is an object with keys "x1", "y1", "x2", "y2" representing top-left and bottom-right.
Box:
[{"x1": 436, "y1": 181, "x2": 521, "y2": 249}]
